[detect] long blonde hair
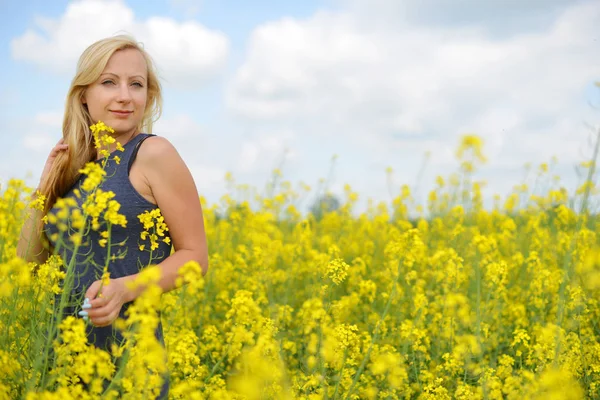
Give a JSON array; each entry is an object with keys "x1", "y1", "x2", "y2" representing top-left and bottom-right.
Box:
[{"x1": 40, "y1": 34, "x2": 163, "y2": 216}]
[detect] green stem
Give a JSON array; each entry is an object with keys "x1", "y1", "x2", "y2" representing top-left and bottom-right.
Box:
[{"x1": 331, "y1": 349, "x2": 348, "y2": 399}]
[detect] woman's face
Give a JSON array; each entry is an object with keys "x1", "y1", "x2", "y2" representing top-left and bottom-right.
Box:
[{"x1": 83, "y1": 48, "x2": 148, "y2": 137}]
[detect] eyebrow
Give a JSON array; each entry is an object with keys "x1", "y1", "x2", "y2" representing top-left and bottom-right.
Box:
[{"x1": 100, "y1": 72, "x2": 146, "y2": 81}]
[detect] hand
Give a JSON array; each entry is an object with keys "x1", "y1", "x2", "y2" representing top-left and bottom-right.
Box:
[
  {"x1": 40, "y1": 138, "x2": 69, "y2": 186},
  {"x1": 81, "y1": 277, "x2": 130, "y2": 327}
]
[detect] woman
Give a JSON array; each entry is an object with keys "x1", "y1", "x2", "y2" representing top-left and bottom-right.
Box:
[{"x1": 17, "y1": 34, "x2": 209, "y2": 398}]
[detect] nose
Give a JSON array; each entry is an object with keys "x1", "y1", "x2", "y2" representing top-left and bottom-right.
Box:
[{"x1": 116, "y1": 82, "x2": 132, "y2": 103}]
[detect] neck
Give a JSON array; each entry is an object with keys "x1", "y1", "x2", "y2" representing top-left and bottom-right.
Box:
[{"x1": 113, "y1": 130, "x2": 137, "y2": 145}]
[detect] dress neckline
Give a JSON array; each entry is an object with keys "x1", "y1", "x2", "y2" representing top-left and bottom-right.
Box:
[{"x1": 94, "y1": 133, "x2": 145, "y2": 163}]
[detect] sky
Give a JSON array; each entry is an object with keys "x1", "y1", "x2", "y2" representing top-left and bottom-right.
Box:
[{"x1": 1, "y1": 0, "x2": 599, "y2": 214}]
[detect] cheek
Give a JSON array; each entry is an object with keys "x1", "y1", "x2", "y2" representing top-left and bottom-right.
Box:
[
  {"x1": 85, "y1": 89, "x2": 105, "y2": 108},
  {"x1": 135, "y1": 92, "x2": 148, "y2": 110},
  {"x1": 136, "y1": 90, "x2": 148, "y2": 103}
]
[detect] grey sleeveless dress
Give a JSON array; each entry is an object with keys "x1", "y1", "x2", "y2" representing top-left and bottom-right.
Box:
[{"x1": 45, "y1": 133, "x2": 172, "y2": 398}]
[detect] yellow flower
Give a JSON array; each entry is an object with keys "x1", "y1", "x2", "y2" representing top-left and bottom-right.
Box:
[
  {"x1": 101, "y1": 270, "x2": 110, "y2": 286},
  {"x1": 79, "y1": 162, "x2": 106, "y2": 192},
  {"x1": 29, "y1": 190, "x2": 46, "y2": 211},
  {"x1": 325, "y1": 258, "x2": 349, "y2": 285},
  {"x1": 456, "y1": 134, "x2": 487, "y2": 163}
]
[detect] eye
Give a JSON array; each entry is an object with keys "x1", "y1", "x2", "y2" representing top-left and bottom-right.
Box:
[
  {"x1": 132, "y1": 82, "x2": 144, "y2": 88},
  {"x1": 101, "y1": 80, "x2": 115, "y2": 85}
]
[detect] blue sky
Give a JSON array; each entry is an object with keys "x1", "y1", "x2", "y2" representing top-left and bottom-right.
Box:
[{"x1": 1, "y1": 0, "x2": 599, "y2": 213}]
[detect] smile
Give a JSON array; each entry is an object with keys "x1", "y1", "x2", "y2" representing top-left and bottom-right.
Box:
[{"x1": 110, "y1": 110, "x2": 133, "y2": 117}]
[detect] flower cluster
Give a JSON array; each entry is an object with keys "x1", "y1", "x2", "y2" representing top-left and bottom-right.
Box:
[
  {"x1": 91, "y1": 120, "x2": 124, "y2": 164},
  {"x1": 138, "y1": 208, "x2": 171, "y2": 252},
  {"x1": 3, "y1": 133, "x2": 600, "y2": 399}
]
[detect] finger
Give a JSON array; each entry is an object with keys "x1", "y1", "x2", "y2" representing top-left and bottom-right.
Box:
[
  {"x1": 85, "y1": 297, "x2": 117, "y2": 318},
  {"x1": 85, "y1": 280, "x2": 103, "y2": 303},
  {"x1": 49, "y1": 146, "x2": 68, "y2": 159},
  {"x1": 91, "y1": 310, "x2": 119, "y2": 327},
  {"x1": 89, "y1": 288, "x2": 115, "y2": 308},
  {"x1": 52, "y1": 144, "x2": 69, "y2": 152},
  {"x1": 89, "y1": 295, "x2": 110, "y2": 309}
]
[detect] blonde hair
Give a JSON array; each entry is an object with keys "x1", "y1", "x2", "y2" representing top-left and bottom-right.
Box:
[{"x1": 40, "y1": 34, "x2": 163, "y2": 217}]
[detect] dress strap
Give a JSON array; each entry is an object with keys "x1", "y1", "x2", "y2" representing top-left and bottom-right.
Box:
[{"x1": 127, "y1": 134, "x2": 156, "y2": 173}]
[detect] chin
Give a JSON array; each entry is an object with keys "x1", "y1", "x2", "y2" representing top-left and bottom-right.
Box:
[{"x1": 108, "y1": 121, "x2": 137, "y2": 133}]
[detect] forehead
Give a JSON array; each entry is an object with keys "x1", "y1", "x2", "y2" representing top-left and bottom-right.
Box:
[{"x1": 103, "y1": 48, "x2": 147, "y2": 77}]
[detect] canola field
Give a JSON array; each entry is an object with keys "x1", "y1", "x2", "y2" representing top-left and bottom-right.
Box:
[{"x1": 1, "y1": 135, "x2": 600, "y2": 399}]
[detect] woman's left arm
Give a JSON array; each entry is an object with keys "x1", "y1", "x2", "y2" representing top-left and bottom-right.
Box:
[
  {"x1": 85, "y1": 136, "x2": 208, "y2": 326},
  {"x1": 123, "y1": 135, "x2": 209, "y2": 299}
]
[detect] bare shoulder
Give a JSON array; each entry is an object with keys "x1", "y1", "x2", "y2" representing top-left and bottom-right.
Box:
[
  {"x1": 137, "y1": 135, "x2": 180, "y2": 163},
  {"x1": 135, "y1": 134, "x2": 195, "y2": 189}
]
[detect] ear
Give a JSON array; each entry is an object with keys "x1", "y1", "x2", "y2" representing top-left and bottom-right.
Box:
[{"x1": 81, "y1": 92, "x2": 87, "y2": 105}]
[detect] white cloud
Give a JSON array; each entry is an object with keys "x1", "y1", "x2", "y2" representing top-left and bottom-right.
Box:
[
  {"x1": 225, "y1": 0, "x2": 600, "y2": 204},
  {"x1": 34, "y1": 111, "x2": 63, "y2": 129},
  {"x1": 334, "y1": 0, "x2": 579, "y2": 28},
  {"x1": 22, "y1": 111, "x2": 64, "y2": 153},
  {"x1": 189, "y1": 165, "x2": 226, "y2": 194},
  {"x1": 23, "y1": 134, "x2": 56, "y2": 153},
  {"x1": 154, "y1": 113, "x2": 202, "y2": 138},
  {"x1": 10, "y1": 0, "x2": 229, "y2": 88},
  {"x1": 237, "y1": 130, "x2": 295, "y2": 173},
  {"x1": 0, "y1": 111, "x2": 63, "y2": 187},
  {"x1": 238, "y1": 142, "x2": 259, "y2": 171},
  {"x1": 148, "y1": 114, "x2": 297, "y2": 195}
]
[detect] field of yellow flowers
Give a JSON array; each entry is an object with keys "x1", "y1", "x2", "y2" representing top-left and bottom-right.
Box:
[{"x1": 1, "y1": 132, "x2": 600, "y2": 399}]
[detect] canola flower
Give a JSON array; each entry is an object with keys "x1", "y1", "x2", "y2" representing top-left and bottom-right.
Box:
[{"x1": 1, "y1": 130, "x2": 600, "y2": 399}]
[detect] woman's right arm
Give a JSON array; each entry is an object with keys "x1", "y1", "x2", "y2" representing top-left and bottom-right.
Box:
[
  {"x1": 17, "y1": 191, "x2": 50, "y2": 264},
  {"x1": 16, "y1": 139, "x2": 69, "y2": 264}
]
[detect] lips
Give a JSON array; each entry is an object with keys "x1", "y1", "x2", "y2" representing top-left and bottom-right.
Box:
[{"x1": 110, "y1": 110, "x2": 133, "y2": 118}]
